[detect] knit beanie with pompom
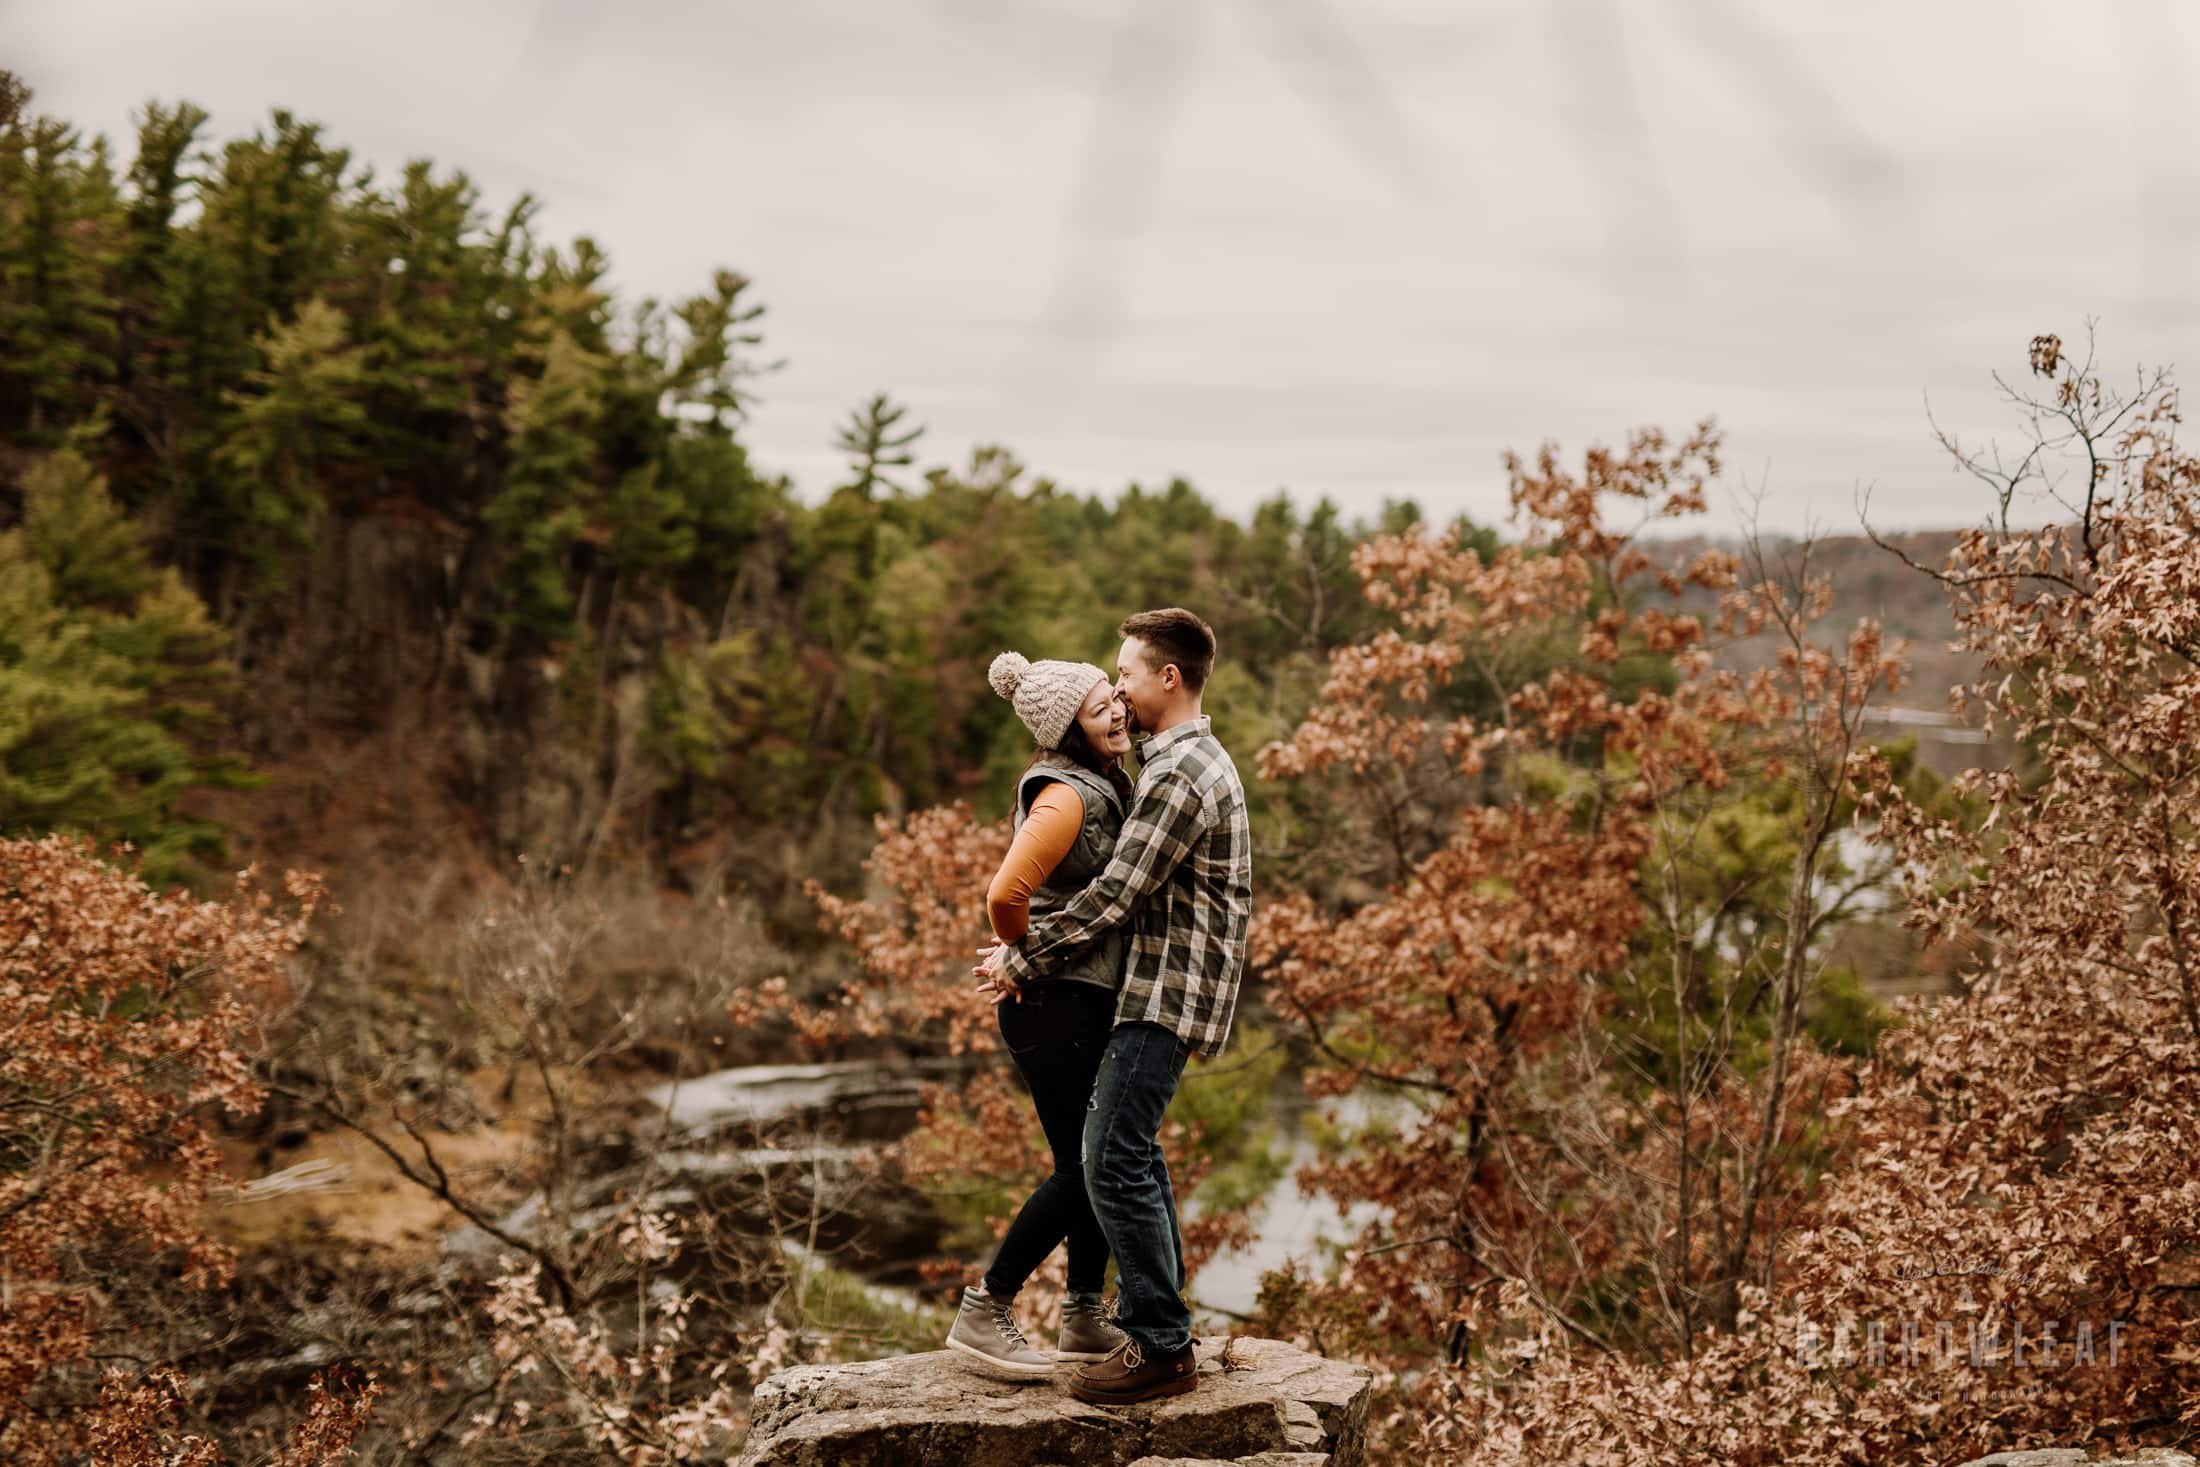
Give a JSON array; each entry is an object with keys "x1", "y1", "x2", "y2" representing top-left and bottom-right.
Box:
[{"x1": 988, "y1": 651, "x2": 1109, "y2": 750}]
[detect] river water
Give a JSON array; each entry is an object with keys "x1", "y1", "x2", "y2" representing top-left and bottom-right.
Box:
[{"x1": 1191, "y1": 1083, "x2": 1391, "y2": 1322}]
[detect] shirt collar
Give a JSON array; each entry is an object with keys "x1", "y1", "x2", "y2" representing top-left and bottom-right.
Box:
[{"x1": 1139, "y1": 714, "x2": 1211, "y2": 759}]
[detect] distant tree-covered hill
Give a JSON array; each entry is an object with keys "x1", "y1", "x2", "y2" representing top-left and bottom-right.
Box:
[
  {"x1": 0, "y1": 75, "x2": 1471, "y2": 900},
  {"x1": 0, "y1": 71, "x2": 1994, "y2": 906},
  {"x1": 1652, "y1": 528, "x2": 1974, "y2": 706}
]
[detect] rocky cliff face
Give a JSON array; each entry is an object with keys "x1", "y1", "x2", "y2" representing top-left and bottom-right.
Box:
[{"x1": 732, "y1": 1337, "x2": 1372, "y2": 1467}]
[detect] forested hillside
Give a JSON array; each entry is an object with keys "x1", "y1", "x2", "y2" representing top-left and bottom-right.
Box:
[{"x1": 0, "y1": 68, "x2": 1501, "y2": 910}]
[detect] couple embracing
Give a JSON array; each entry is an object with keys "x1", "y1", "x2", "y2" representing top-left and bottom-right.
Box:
[{"x1": 944, "y1": 607, "x2": 1251, "y2": 1407}]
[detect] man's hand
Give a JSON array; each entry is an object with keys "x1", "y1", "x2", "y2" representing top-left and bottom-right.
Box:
[{"x1": 973, "y1": 939, "x2": 1020, "y2": 1004}]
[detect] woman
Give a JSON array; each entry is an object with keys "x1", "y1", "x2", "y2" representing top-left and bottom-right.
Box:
[{"x1": 942, "y1": 650, "x2": 1136, "y2": 1378}]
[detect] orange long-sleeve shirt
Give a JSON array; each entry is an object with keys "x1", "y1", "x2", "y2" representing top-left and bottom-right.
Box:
[{"x1": 985, "y1": 782, "x2": 1086, "y2": 941}]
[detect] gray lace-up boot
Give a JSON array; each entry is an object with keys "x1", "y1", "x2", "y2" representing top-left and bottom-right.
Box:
[
  {"x1": 1056, "y1": 1290, "x2": 1129, "y2": 1361},
  {"x1": 944, "y1": 1288, "x2": 1056, "y2": 1378}
]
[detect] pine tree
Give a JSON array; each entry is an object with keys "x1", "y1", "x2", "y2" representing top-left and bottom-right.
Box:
[
  {"x1": 20, "y1": 447, "x2": 157, "y2": 606},
  {"x1": 0, "y1": 452, "x2": 243, "y2": 882},
  {"x1": 110, "y1": 101, "x2": 211, "y2": 476},
  {"x1": 158, "y1": 110, "x2": 352, "y2": 541},
  {"x1": 0, "y1": 71, "x2": 27, "y2": 133},
  {"x1": 350, "y1": 162, "x2": 532, "y2": 491},
  {"x1": 833, "y1": 391, "x2": 923, "y2": 498},
  {"x1": 211, "y1": 295, "x2": 367, "y2": 596},
  {"x1": 488, "y1": 329, "x2": 605, "y2": 640},
  {"x1": 196, "y1": 111, "x2": 349, "y2": 334},
  {"x1": 0, "y1": 113, "x2": 119, "y2": 437},
  {"x1": 607, "y1": 460, "x2": 696, "y2": 577},
  {"x1": 665, "y1": 269, "x2": 773, "y2": 429}
]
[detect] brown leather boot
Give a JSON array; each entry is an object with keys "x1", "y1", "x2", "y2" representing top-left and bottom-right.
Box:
[{"x1": 1065, "y1": 1336, "x2": 1198, "y2": 1404}]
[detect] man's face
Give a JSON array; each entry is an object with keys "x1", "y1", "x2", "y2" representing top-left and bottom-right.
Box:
[{"x1": 1114, "y1": 635, "x2": 1170, "y2": 733}]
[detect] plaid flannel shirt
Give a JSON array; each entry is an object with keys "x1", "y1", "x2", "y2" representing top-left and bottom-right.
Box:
[{"x1": 1000, "y1": 715, "x2": 1252, "y2": 1057}]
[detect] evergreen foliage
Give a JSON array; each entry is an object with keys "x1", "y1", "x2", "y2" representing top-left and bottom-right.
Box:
[
  {"x1": 0, "y1": 450, "x2": 243, "y2": 881},
  {"x1": 0, "y1": 71, "x2": 1473, "y2": 865}
]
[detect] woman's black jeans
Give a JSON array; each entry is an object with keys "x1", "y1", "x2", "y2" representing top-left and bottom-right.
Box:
[{"x1": 982, "y1": 980, "x2": 1116, "y2": 1298}]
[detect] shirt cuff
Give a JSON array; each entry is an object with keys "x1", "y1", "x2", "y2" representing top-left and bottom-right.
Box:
[{"x1": 1000, "y1": 941, "x2": 1038, "y2": 985}]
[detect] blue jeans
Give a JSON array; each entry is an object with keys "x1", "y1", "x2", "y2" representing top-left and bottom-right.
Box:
[{"x1": 1082, "y1": 1021, "x2": 1193, "y2": 1354}]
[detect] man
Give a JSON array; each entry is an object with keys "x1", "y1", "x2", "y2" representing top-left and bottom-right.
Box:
[{"x1": 979, "y1": 607, "x2": 1252, "y2": 1405}]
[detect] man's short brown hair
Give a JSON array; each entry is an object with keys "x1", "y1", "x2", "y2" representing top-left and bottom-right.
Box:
[{"x1": 1120, "y1": 607, "x2": 1217, "y2": 690}]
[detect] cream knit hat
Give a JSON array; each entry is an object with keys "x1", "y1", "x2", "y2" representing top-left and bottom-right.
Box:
[{"x1": 989, "y1": 651, "x2": 1108, "y2": 750}]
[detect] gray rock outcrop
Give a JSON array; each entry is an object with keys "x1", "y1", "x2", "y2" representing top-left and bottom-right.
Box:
[
  {"x1": 732, "y1": 1336, "x2": 1372, "y2": 1467},
  {"x1": 443, "y1": 1058, "x2": 981, "y2": 1283},
  {"x1": 645, "y1": 1058, "x2": 977, "y2": 1143}
]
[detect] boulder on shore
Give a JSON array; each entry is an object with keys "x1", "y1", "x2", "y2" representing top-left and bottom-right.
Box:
[{"x1": 732, "y1": 1336, "x2": 1372, "y2": 1467}]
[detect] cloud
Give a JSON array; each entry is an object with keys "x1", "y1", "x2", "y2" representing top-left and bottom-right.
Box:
[{"x1": 14, "y1": 0, "x2": 2191, "y2": 535}]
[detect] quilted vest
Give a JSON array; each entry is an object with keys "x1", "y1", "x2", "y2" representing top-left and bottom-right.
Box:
[{"x1": 1014, "y1": 753, "x2": 1128, "y2": 992}]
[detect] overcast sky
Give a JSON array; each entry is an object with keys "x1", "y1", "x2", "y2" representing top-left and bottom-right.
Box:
[{"x1": 12, "y1": 0, "x2": 2197, "y2": 536}]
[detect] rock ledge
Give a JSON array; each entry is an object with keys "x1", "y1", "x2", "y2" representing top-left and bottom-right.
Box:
[
  {"x1": 732, "y1": 1336, "x2": 1371, "y2": 1466},
  {"x1": 1960, "y1": 1453, "x2": 2196, "y2": 1467}
]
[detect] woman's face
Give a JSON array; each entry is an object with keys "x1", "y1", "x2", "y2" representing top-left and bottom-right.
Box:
[{"x1": 1073, "y1": 675, "x2": 1132, "y2": 758}]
